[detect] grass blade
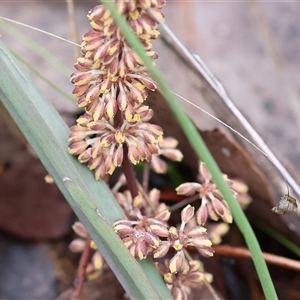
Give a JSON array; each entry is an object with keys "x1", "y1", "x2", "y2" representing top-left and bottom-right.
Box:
[{"x1": 0, "y1": 19, "x2": 72, "y2": 77}]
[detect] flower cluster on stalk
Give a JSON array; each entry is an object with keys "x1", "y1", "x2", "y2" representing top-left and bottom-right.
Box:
[
  {"x1": 113, "y1": 195, "x2": 214, "y2": 298},
  {"x1": 68, "y1": 0, "x2": 173, "y2": 179},
  {"x1": 113, "y1": 178, "x2": 214, "y2": 267}
]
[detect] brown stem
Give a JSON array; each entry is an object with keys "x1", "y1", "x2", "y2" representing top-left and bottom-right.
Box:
[
  {"x1": 72, "y1": 236, "x2": 92, "y2": 300},
  {"x1": 114, "y1": 109, "x2": 138, "y2": 197},
  {"x1": 214, "y1": 245, "x2": 300, "y2": 272},
  {"x1": 122, "y1": 145, "x2": 138, "y2": 198},
  {"x1": 142, "y1": 162, "x2": 150, "y2": 192}
]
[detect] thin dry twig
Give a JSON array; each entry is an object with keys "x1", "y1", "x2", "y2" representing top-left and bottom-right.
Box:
[
  {"x1": 214, "y1": 245, "x2": 300, "y2": 272},
  {"x1": 0, "y1": 16, "x2": 80, "y2": 47},
  {"x1": 66, "y1": 0, "x2": 80, "y2": 59}
]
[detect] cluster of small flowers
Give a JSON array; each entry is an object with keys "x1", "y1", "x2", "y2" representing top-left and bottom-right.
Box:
[
  {"x1": 69, "y1": 163, "x2": 250, "y2": 299},
  {"x1": 115, "y1": 204, "x2": 214, "y2": 259},
  {"x1": 112, "y1": 176, "x2": 214, "y2": 299},
  {"x1": 69, "y1": 202, "x2": 214, "y2": 299},
  {"x1": 156, "y1": 259, "x2": 213, "y2": 300},
  {"x1": 176, "y1": 162, "x2": 251, "y2": 226},
  {"x1": 111, "y1": 163, "x2": 251, "y2": 298},
  {"x1": 68, "y1": 0, "x2": 177, "y2": 179}
]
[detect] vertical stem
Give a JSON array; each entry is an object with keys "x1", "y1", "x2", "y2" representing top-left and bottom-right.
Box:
[
  {"x1": 142, "y1": 162, "x2": 150, "y2": 192},
  {"x1": 115, "y1": 107, "x2": 138, "y2": 197},
  {"x1": 122, "y1": 145, "x2": 138, "y2": 198}
]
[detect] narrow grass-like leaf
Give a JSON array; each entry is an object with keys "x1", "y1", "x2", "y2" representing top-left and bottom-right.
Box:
[
  {"x1": 0, "y1": 19, "x2": 75, "y2": 103},
  {"x1": 103, "y1": 2, "x2": 278, "y2": 299},
  {"x1": 0, "y1": 40, "x2": 172, "y2": 300},
  {"x1": 0, "y1": 19, "x2": 72, "y2": 77},
  {"x1": 9, "y1": 48, "x2": 75, "y2": 102}
]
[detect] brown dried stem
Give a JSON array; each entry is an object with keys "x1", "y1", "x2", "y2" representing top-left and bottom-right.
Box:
[
  {"x1": 122, "y1": 146, "x2": 138, "y2": 198},
  {"x1": 142, "y1": 162, "x2": 150, "y2": 193},
  {"x1": 72, "y1": 236, "x2": 92, "y2": 300},
  {"x1": 214, "y1": 245, "x2": 300, "y2": 272}
]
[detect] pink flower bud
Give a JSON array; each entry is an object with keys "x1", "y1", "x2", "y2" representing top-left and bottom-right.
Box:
[
  {"x1": 181, "y1": 205, "x2": 195, "y2": 225},
  {"x1": 69, "y1": 239, "x2": 86, "y2": 253},
  {"x1": 176, "y1": 182, "x2": 201, "y2": 196}
]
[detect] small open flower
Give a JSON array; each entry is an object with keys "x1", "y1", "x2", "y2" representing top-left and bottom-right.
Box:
[{"x1": 176, "y1": 162, "x2": 235, "y2": 225}]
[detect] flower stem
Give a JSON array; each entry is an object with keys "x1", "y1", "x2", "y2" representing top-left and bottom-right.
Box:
[{"x1": 122, "y1": 145, "x2": 138, "y2": 198}]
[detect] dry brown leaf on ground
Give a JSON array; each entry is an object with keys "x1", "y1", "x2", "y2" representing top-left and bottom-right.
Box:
[{"x1": 0, "y1": 105, "x2": 73, "y2": 240}]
